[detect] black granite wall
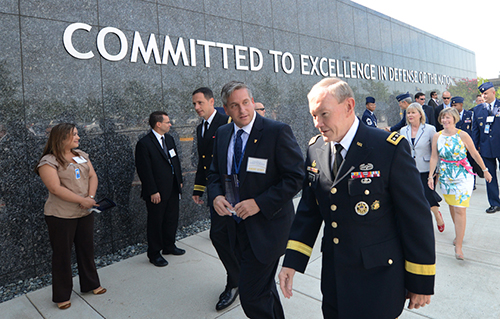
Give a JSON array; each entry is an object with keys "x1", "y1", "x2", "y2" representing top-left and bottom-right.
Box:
[{"x1": 0, "y1": 0, "x2": 475, "y2": 286}]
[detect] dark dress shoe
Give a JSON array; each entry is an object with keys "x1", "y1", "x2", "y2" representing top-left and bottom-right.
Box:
[
  {"x1": 163, "y1": 247, "x2": 186, "y2": 256},
  {"x1": 216, "y1": 287, "x2": 238, "y2": 311},
  {"x1": 486, "y1": 206, "x2": 500, "y2": 214},
  {"x1": 149, "y1": 256, "x2": 168, "y2": 267}
]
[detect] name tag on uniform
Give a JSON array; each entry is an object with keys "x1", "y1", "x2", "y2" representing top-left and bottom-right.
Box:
[
  {"x1": 487, "y1": 116, "x2": 494, "y2": 123},
  {"x1": 73, "y1": 156, "x2": 87, "y2": 164},
  {"x1": 247, "y1": 157, "x2": 267, "y2": 174},
  {"x1": 169, "y1": 149, "x2": 176, "y2": 158}
]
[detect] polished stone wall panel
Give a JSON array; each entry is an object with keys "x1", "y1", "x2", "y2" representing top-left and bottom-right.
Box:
[
  {"x1": 270, "y1": 0, "x2": 298, "y2": 33},
  {"x1": 20, "y1": 0, "x2": 97, "y2": 23},
  {"x1": 158, "y1": 5, "x2": 206, "y2": 40},
  {"x1": 0, "y1": 0, "x2": 477, "y2": 288},
  {"x1": 241, "y1": 0, "x2": 273, "y2": 28},
  {"x1": 0, "y1": 0, "x2": 19, "y2": 14},
  {"x1": 98, "y1": 0, "x2": 158, "y2": 33}
]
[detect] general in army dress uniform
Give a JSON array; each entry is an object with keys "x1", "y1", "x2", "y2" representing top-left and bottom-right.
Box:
[{"x1": 279, "y1": 78, "x2": 435, "y2": 319}]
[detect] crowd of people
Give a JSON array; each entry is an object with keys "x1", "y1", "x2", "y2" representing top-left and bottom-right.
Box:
[{"x1": 34, "y1": 78, "x2": 499, "y2": 318}]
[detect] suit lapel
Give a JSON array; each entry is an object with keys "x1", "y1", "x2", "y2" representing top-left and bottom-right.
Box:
[
  {"x1": 333, "y1": 125, "x2": 372, "y2": 186},
  {"x1": 239, "y1": 115, "x2": 264, "y2": 185},
  {"x1": 149, "y1": 132, "x2": 170, "y2": 162},
  {"x1": 220, "y1": 124, "x2": 233, "y2": 175}
]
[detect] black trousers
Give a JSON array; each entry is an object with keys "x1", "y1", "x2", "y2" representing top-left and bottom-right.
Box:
[
  {"x1": 209, "y1": 207, "x2": 240, "y2": 289},
  {"x1": 235, "y1": 221, "x2": 284, "y2": 319},
  {"x1": 145, "y1": 185, "x2": 179, "y2": 259},
  {"x1": 45, "y1": 213, "x2": 100, "y2": 303}
]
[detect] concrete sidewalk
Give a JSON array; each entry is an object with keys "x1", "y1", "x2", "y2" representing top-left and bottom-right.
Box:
[{"x1": 2, "y1": 178, "x2": 500, "y2": 318}]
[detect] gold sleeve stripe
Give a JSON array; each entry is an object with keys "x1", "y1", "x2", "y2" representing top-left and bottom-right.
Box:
[
  {"x1": 286, "y1": 240, "x2": 313, "y2": 257},
  {"x1": 193, "y1": 185, "x2": 206, "y2": 192},
  {"x1": 405, "y1": 260, "x2": 435, "y2": 276}
]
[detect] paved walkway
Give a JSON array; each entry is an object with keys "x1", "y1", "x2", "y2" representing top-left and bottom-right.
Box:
[{"x1": 2, "y1": 178, "x2": 500, "y2": 318}]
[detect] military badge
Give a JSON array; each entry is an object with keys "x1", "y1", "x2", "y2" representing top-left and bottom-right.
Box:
[
  {"x1": 371, "y1": 200, "x2": 380, "y2": 210},
  {"x1": 312, "y1": 160, "x2": 317, "y2": 168},
  {"x1": 480, "y1": 122, "x2": 483, "y2": 126},
  {"x1": 307, "y1": 166, "x2": 319, "y2": 174},
  {"x1": 355, "y1": 201, "x2": 369, "y2": 216},
  {"x1": 359, "y1": 163, "x2": 374, "y2": 171},
  {"x1": 361, "y1": 178, "x2": 372, "y2": 184},
  {"x1": 351, "y1": 171, "x2": 380, "y2": 178}
]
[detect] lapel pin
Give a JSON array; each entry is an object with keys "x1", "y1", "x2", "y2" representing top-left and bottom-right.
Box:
[
  {"x1": 357, "y1": 142, "x2": 363, "y2": 147},
  {"x1": 254, "y1": 139, "x2": 257, "y2": 143}
]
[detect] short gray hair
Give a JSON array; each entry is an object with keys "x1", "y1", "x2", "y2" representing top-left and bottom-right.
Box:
[
  {"x1": 405, "y1": 102, "x2": 426, "y2": 125},
  {"x1": 401, "y1": 97, "x2": 412, "y2": 104},
  {"x1": 221, "y1": 81, "x2": 253, "y2": 106},
  {"x1": 307, "y1": 77, "x2": 354, "y2": 104}
]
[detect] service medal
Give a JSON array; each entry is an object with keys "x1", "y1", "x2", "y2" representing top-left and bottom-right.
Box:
[
  {"x1": 355, "y1": 201, "x2": 369, "y2": 216},
  {"x1": 371, "y1": 200, "x2": 380, "y2": 210}
]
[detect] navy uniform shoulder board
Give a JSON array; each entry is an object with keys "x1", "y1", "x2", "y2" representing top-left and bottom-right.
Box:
[
  {"x1": 386, "y1": 132, "x2": 405, "y2": 145},
  {"x1": 309, "y1": 134, "x2": 322, "y2": 146}
]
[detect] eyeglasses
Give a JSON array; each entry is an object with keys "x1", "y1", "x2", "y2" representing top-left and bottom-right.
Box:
[
  {"x1": 443, "y1": 97, "x2": 451, "y2": 99},
  {"x1": 255, "y1": 108, "x2": 265, "y2": 111}
]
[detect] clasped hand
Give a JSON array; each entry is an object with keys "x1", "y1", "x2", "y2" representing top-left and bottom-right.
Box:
[{"x1": 213, "y1": 196, "x2": 259, "y2": 219}]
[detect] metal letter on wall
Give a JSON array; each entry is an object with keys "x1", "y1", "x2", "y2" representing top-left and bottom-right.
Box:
[
  {"x1": 63, "y1": 23, "x2": 94, "y2": 59},
  {"x1": 97, "y1": 27, "x2": 128, "y2": 61}
]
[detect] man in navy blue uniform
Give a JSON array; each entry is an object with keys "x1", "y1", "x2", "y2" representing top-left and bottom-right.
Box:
[
  {"x1": 361, "y1": 96, "x2": 377, "y2": 127},
  {"x1": 472, "y1": 82, "x2": 500, "y2": 213},
  {"x1": 207, "y1": 81, "x2": 304, "y2": 318},
  {"x1": 279, "y1": 78, "x2": 435, "y2": 319},
  {"x1": 384, "y1": 92, "x2": 411, "y2": 132},
  {"x1": 191, "y1": 87, "x2": 240, "y2": 310}
]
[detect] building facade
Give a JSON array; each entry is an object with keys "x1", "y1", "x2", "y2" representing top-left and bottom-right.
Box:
[{"x1": 0, "y1": 0, "x2": 476, "y2": 286}]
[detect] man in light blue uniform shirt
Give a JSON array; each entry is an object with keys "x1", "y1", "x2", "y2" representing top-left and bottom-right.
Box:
[{"x1": 472, "y1": 82, "x2": 500, "y2": 213}]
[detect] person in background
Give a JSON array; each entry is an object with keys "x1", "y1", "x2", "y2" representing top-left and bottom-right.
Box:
[
  {"x1": 384, "y1": 92, "x2": 411, "y2": 132},
  {"x1": 428, "y1": 91, "x2": 439, "y2": 110},
  {"x1": 361, "y1": 96, "x2": 377, "y2": 127},
  {"x1": 35, "y1": 123, "x2": 106, "y2": 310},
  {"x1": 471, "y1": 82, "x2": 500, "y2": 214},
  {"x1": 434, "y1": 91, "x2": 452, "y2": 131},
  {"x1": 401, "y1": 103, "x2": 444, "y2": 232},
  {"x1": 475, "y1": 94, "x2": 485, "y2": 105},
  {"x1": 191, "y1": 87, "x2": 240, "y2": 311},
  {"x1": 429, "y1": 108, "x2": 492, "y2": 260},
  {"x1": 254, "y1": 102, "x2": 266, "y2": 117},
  {"x1": 135, "y1": 111, "x2": 184, "y2": 268},
  {"x1": 415, "y1": 92, "x2": 436, "y2": 126}
]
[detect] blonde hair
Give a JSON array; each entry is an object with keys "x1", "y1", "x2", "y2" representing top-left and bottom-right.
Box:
[
  {"x1": 438, "y1": 107, "x2": 460, "y2": 125},
  {"x1": 405, "y1": 103, "x2": 426, "y2": 125}
]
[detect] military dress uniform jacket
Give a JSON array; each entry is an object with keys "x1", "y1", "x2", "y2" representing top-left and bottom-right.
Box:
[
  {"x1": 472, "y1": 100, "x2": 500, "y2": 158},
  {"x1": 361, "y1": 109, "x2": 377, "y2": 127},
  {"x1": 283, "y1": 124, "x2": 435, "y2": 318},
  {"x1": 456, "y1": 109, "x2": 473, "y2": 135},
  {"x1": 193, "y1": 111, "x2": 230, "y2": 197},
  {"x1": 207, "y1": 114, "x2": 304, "y2": 264}
]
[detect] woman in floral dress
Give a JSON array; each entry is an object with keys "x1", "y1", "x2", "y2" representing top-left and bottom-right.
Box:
[{"x1": 428, "y1": 107, "x2": 491, "y2": 260}]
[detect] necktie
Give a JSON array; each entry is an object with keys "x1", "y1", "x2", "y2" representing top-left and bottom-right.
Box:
[
  {"x1": 162, "y1": 136, "x2": 174, "y2": 174},
  {"x1": 203, "y1": 121, "x2": 209, "y2": 138},
  {"x1": 232, "y1": 129, "x2": 244, "y2": 175},
  {"x1": 333, "y1": 143, "x2": 344, "y2": 177}
]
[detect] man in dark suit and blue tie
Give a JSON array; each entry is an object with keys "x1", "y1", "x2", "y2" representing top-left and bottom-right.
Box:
[
  {"x1": 135, "y1": 111, "x2": 185, "y2": 267},
  {"x1": 472, "y1": 82, "x2": 500, "y2": 213},
  {"x1": 207, "y1": 81, "x2": 304, "y2": 318}
]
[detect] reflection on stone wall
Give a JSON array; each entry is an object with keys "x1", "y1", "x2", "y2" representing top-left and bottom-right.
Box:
[{"x1": 0, "y1": 0, "x2": 475, "y2": 287}]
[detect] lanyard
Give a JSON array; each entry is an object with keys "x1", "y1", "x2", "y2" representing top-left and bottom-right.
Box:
[{"x1": 232, "y1": 136, "x2": 248, "y2": 175}]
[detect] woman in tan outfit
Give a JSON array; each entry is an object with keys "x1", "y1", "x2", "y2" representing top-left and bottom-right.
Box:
[{"x1": 35, "y1": 123, "x2": 106, "y2": 309}]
